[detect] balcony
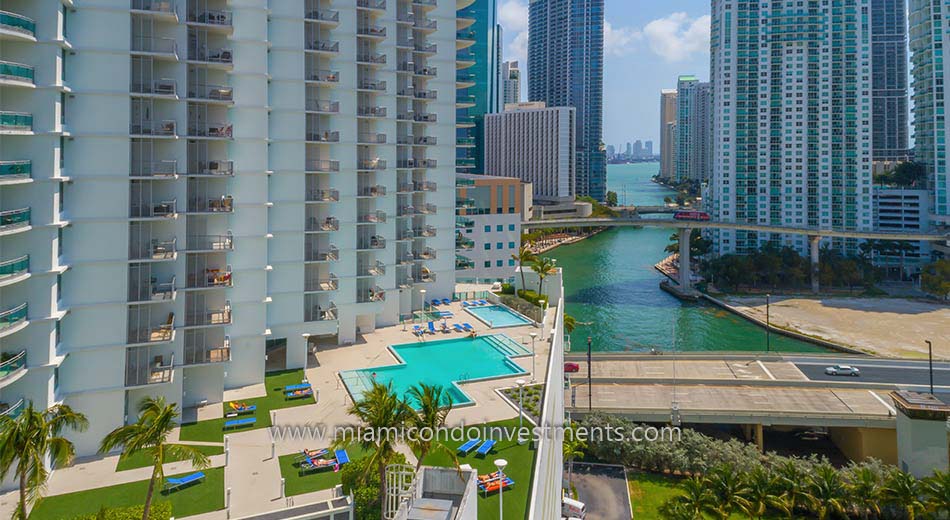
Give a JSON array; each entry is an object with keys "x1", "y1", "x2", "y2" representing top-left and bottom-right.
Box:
[
  {"x1": 131, "y1": 0, "x2": 177, "y2": 17},
  {"x1": 306, "y1": 39, "x2": 340, "y2": 54},
  {"x1": 188, "y1": 9, "x2": 233, "y2": 28},
  {"x1": 414, "y1": 42, "x2": 437, "y2": 54},
  {"x1": 307, "y1": 69, "x2": 339, "y2": 84},
  {"x1": 456, "y1": 197, "x2": 475, "y2": 208},
  {"x1": 306, "y1": 99, "x2": 340, "y2": 113},
  {"x1": 397, "y1": 12, "x2": 415, "y2": 24},
  {"x1": 457, "y1": 94, "x2": 476, "y2": 108},
  {"x1": 456, "y1": 216, "x2": 474, "y2": 228},
  {"x1": 456, "y1": 157, "x2": 476, "y2": 169},
  {"x1": 183, "y1": 340, "x2": 231, "y2": 365},
  {"x1": 132, "y1": 37, "x2": 179, "y2": 58},
  {"x1": 187, "y1": 122, "x2": 233, "y2": 139},
  {"x1": 398, "y1": 276, "x2": 413, "y2": 288},
  {"x1": 306, "y1": 159, "x2": 340, "y2": 173},
  {"x1": 306, "y1": 245, "x2": 339, "y2": 262},
  {"x1": 189, "y1": 160, "x2": 234, "y2": 176},
  {"x1": 457, "y1": 115, "x2": 475, "y2": 128},
  {"x1": 305, "y1": 274, "x2": 339, "y2": 292},
  {"x1": 358, "y1": 261, "x2": 386, "y2": 277},
  {"x1": 413, "y1": 19, "x2": 437, "y2": 32},
  {"x1": 130, "y1": 120, "x2": 177, "y2": 137},
  {"x1": 412, "y1": 0, "x2": 437, "y2": 10},
  {"x1": 0, "y1": 350, "x2": 26, "y2": 384},
  {"x1": 414, "y1": 136, "x2": 437, "y2": 146},
  {"x1": 456, "y1": 235, "x2": 474, "y2": 249},
  {"x1": 306, "y1": 188, "x2": 340, "y2": 202},
  {"x1": 413, "y1": 271, "x2": 436, "y2": 283},
  {"x1": 357, "y1": 52, "x2": 387, "y2": 65},
  {"x1": 414, "y1": 247, "x2": 436, "y2": 260},
  {"x1": 129, "y1": 238, "x2": 177, "y2": 261},
  {"x1": 125, "y1": 352, "x2": 174, "y2": 387},
  {"x1": 0, "y1": 399, "x2": 23, "y2": 419},
  {"x1": 456, "y1": 136, "x2": 476, "y2": 147},
  {"x1": 456, "y1": 177, "x2": 476, "y2": 187},
  {"x1": 187, "y1": 268, "x2": 232, "y2": 289},
  {"x1": 187, "y1": 195, "x2": 233, "y2": 213},
  {"x1": 358, "y1": 158, "x2": 386, "y2": 170},
  {"x1": 357, "y1": 0, "x2": 386, "y2": 11},
  {"x1": 307, "y1": 130, "x2": 340, "y2": 143},
  {"x1": 357, "y1": 25, "x2": 386, "y2": 38},
  {"x1": 186, "y1": 233, "x2": 234, "y2": 252},
  {"x1": 0, "y1": 208, "x2": 30, "y2": 233},
  {"x1": 397, "y1": 183, "x2": 414, "y2": 194},
  {"x1": 0, "y1": 61, "x2": 34, "y2": 86},
  {"x1": 357, "y1": 185, "x2": 386, "y2": 198},
  {"x1": 305, "y1": 9, "x2": 340, "y2": 24},
  {"x1": 130, "y1": 199, "x2": 177, "y2": 219},
  {"x1": 185, "y1": 304, "x2": 232, "y2": 327},
  {"x1": 396, "y1": 227, "x2": 413, "y2": 240},
  {"x1": 307, "y1": 216, "x2": 340, "y2": 232},
  {"x1": 357, "y1": 106, "x2": 387, "y2": 118},
  {"x1": 456, "y1": 51, "x2": 476, "y2": 68},
  {"x1": 129, "y1": 276, "x2": 176, "y2": 303},
  {"x1": 189, "y1": 47, "x2": 233, "y2": 66},
  {"x1": 128, "y1": 313, "x2": 174, "y2": 344},
  {"x1": 397, "y1": 159, "x2": 436, "y2": 169},
  {"x1": 0, "y1": 111, "x2": 32, "y2": 132},
  {"x1": 414, "y1": 89, "x2": 438, "y2": 99},
  {"x1": 418, "y1": 203, "x2": 437, "y2": 214},
  {"x1": 359, "y1": 210, "x2": 387, "y2": 224},
  {"x1": 0, "y1": 255, "x2": 29, "y2": 282},
  {"x1": 305, "y1": 302, "x2": 337, "y2": 322},
  {"x1": 414, "y1": 67, "x2": 437, "y2": 78},
  {"x1": 358, "y1": 79, "x2": 387, "y2": 92},
  {"x1": 357, "y1": 235, "x2": 386, "y2": 250},
  {"x1": 131, "y1": 160, "x2": 178, "y2": 178},
  {"x1": 456, "y1": 255, "x2": 475, "y2": 270},
  {"x1": 0, "y1": 10, "x2": 36, "y2": 38},
  {"x1": 357, "y1": 286, "x2": 385, "y2": 303},
  {"x1": 132, "y1": 78, "x2": 178, "y2": 97},
  {"x1": 358, "y1": 132, "x2": 387, "y2": 144},
  {"x1": 413, "y1": 113, "x2": 437, "y2": 124},
  {"x1": 0, "y1": 160, "x2": 31, "y2": 182},
  {"x1": 414, "y1": 225, "x2": 437, "y2": 238},
  {"x1": 415, "y1": 181, "x2": 437, "y2": 191},
  {"x1": 188, "y1": 83, "x2": 233, "y2": 102}
]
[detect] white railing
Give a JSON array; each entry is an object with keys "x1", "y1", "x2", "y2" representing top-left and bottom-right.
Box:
[{"x1": 527, "y1": 296, "x2": 565, "y2": 520}]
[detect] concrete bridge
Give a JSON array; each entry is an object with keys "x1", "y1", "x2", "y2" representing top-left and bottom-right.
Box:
[{"x1": 523, "y1": 216, "x2": 949, "y2": 293}]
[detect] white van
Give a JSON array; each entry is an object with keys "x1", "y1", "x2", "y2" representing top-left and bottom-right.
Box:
[{"x1": 562, "y1": 496, "x2": 586, "y2": 519}]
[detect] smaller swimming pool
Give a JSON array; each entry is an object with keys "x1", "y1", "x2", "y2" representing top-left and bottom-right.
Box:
[{"x1": 465, "y1": 304, "x2": 533, "y2": 328}]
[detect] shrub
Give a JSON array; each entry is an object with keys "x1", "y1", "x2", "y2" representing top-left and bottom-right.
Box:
[
  {"x1": 517, "y1": 289, "x2": 548, "y2": 307},
  {"x1": 341, "y1": 452, "x2": 408, "y2": 520},
  {"x1": 71, "y1": 503, "x2": 172, "y2": 520},
  {"x1": 500, "y1": 283, "x2": 515, "y2": 295}
]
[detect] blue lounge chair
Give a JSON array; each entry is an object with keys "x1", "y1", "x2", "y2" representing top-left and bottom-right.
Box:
[
  {"x1": 428, "y1": 321, "x2": 437, "y2": 334},
  {"x1": 457, "y1": 438, "x2": 480, "y2": 455},
  {"x1": 287, "y1": 387, "x2": 313, "y2": 399},
  {"x1": 475, "y1": 439, "x2": 496, "y2": 456},
  {"x1": 295, "y1": 448, "x2": 329, "y2": 461},
  {"x1": 285, "y1": 383, "x2": 311, "y2": 392},
  {"x1": 441, "y1": 298, "x2": 451, "y2": 305},
  {"x1": 478, "y1": 476, "x2": 514, "y2": 495},
  {"x1": 461, "y1": 301, "x2": 471, "y2": 307},
  {"x1": 412, "y1": 325, "x2": 424, "y2": 336},
  {"x1": 452, "y1": 324, "x2": 465, "y2": 333},
  {"x1": 228, "y1": 402, "x2": 256, "y2": 415},
  {"x1": 477, "y1": 299, "x2": 489, "y2": 305},
  {"x1": 430, "y1": 299, "x2": 440, "y2": 307},
  {"x1": 224, "y1": 417, "x2": 256, "y2": 429},
  {"x1": 462, "y1": 323, "x2": 474, "y2": 331},
  {"x1": 438, "y1": 311, "x2": 454, "y2": 317},
  {"x1": 163, "y1": 471, "x2": 205, "y2": 492},
  {"x1": 335, "y1": 449, "x2": 350, "y2": 465}
]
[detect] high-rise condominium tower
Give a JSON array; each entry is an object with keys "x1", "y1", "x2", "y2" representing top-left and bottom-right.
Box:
[
  {"x1": 675, "y1": 76, "x2": 713, "y2": 184},
  {"x1": 871, "y1": 0, "x2": 910, "y2": 162},
  {"x1": 527, "y1": 0, "x2": 605, "y2": 201},
  {"x1": 709, "y1": 0, "x2": 874, "y2": 255},
  {"x1": 0, "y1": 0, "x2": 457, "y2": 456},
  {"x1": 455, "y1": 0, "x2": 499, "y2": 175},
  {"x1": 501, "y1": 60, "x2": 520, "y2": 105},
  {"x1": 659, "y1": 89, "x2": 678, "y2": 181},
  {"x1": 910, "y1": 0, "x2": 950, "y2": 227}
]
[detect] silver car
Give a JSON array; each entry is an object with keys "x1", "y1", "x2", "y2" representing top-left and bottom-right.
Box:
[{"x1": 825, "y1": 364, "x2": 860, "y2": 376}]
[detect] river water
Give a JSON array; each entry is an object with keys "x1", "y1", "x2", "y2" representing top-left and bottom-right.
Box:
[{"x1": 549, "y1": 163, "x2": 826, "y2": 353}]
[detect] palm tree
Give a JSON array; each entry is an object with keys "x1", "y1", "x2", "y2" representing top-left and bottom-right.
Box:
[
  {"x1": 924, "y1": 470, "x2": 950, "y2": 517},
  {"x1": 405, "y1": 383, "x2": 456, "y2": 471},
  {"x1": 511, "y1": 244, "x2": 536, "y2": 293},
  {"x1": 341, "y1": 381, "x2": 414, "y2": 515},
  {"x1": 803, "y1": 464, "x2": 848, "y2": 520},
  {"x1": 99, "y1": 396, "x2": 209, "y2": 520},
  {"x1": 0, "y1": 402, "x2": 88, "y2": 519},
  {"x1": 774, "y1": 459, "x2": 808, "y2": 517},
  {"x1": 662, "y1": 476, "x2": 714, "y2": 519},
  {"x1": 741, "y1": 466, "x2": 780, "y2": 519},
  {"x1": 847, "y1": 465, "x2": 885, "y2": 519},
  {"x1": 705, "y1": 465, "x2": 751, "y2": 520},
  {"x1": 884, "y1": 470, "x2": 927, "y2": 520},
  {"x1": 563, "y1": 313, "x2": 577, "y2": 334},
  {"x1": 562, "y1": 425, "x2": 586, "y2": 488},
  {"x1": 530, "y1": 256, "x2": 556, "y2": 298}
]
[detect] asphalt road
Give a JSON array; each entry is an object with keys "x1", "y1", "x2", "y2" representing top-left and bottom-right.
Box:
[
  {"x1": 571, "y1": 463, "x2": 629, "y2": 520},
  {"x1": 788, "y1": 355, "x2": 950, "y2": 388}
]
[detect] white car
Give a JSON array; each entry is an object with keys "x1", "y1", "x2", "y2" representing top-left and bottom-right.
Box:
[{"x1": 825, "y1": 365, "x2": 860, "y2": 376}]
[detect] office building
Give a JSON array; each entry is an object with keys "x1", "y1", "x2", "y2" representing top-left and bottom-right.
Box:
[
  {"x1": 645, "y1": 140, "x2": 653, "y2": 157},
  {"x1": 501, "y1": 60, "x2": 520, "y2": 105},
  {"x1": 659, "y1": 89, "x2": 678, "y2": 181},
  {"x1": 484, "y1": 103, "x2": 575, "y2": 203},
  {"x1": 910, "y1": 0, "x2": 950, "y2": 228},
  {"x1": 871, "y1": 0, "x2": 910, "y2": 162},
  {"x1": 456, "y1": 0, "x2": 499, "y2": 175},
  {"x1": 625, "y1": 142, "x2": 632, "y2": 158},
  {"x1": 0, "y1": 0, "x2": 458, "y2": 456},
  {"x1": 605, "y1": 144, "x2": 615, "y2": 160},
  {"x1": 709, "y1": 0, "x2": 874, "y2": 256},
  {"x1": 633, "y1": 140, "x2": 643, "y2": 159},
  {"x1": 455, "y1": 174, "x2": 531, "y2": 281},
  {"x1": 675, "y1": 75, "x2": 713, "y2": 184},
  {"x1": 873, "y1": 188, "x2": 932, "y2": 276},
  {"x1": 527, "y1": 0, "x2": 605, "y2": 201}
]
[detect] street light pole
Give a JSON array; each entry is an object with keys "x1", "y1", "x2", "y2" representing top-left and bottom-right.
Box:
[
  {"x1": 516, "y1": 379, "x2": 526, "y2": 431},
  {"x1": 494, "y1": 459, "x2": 508, "y2": 520},
  {"x1": 927, "y1": 340, "x2": 934, "y2": 395},
  {"x1": 587, "y1": 336, "x2": 592, "y2": 412},
  {"x1": 766, "y1": 294, "x2": 771, "y2": 353},
  {"x1": 529, "y1": 332, "x2": 538, "y2": 382}
]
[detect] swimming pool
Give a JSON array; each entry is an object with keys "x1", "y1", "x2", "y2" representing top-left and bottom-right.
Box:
[
  {"x1": 465, "y1": 304, "x2": 534, "y2": 328},
  {"x1": 339, "y1": 334, "x2": 531, "y2": 407}
]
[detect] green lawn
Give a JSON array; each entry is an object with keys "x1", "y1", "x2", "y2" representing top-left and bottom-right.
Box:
[
  {"x1": 628, "y1": 471, "x2": 683, "y2": 519},
  {"x1": 29, "y1": 467, "x2": 225, "y2": 520},
  {"x1": 278, "y1": 446, "x2": 371, "y2": 496},
  {"x1": 421, "y1": 419, "x2": 536, "y2": 520},
  {"x1": 179, "y1": 369, "x2": 316, "y2": 442},
  {"x1": 115, "y1": 444, "x2": 224, "y2": 472}
]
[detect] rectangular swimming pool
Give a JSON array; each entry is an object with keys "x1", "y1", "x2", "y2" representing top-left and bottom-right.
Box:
[
  {"x1": 465, "y1": 304, "x2": 534, "y2": 328},
  {"x1": 339, "y1": 334, "x2": 531, "y2": 407}
]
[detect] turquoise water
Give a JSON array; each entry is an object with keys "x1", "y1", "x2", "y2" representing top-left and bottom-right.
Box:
[
  {"x1": 465, "y1": 305, "x2": 533, "y2": 328},
  {"x1": 339, "y1": 335, "x2": 531, "y2": 407},
  {"x1": 550, "y1": 163, "x2": 827, "y2": 354}
]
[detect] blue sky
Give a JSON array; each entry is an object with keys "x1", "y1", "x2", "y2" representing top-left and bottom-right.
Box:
[{"x1": 498, "y1": 0, "x2": 711, "y2": 147}]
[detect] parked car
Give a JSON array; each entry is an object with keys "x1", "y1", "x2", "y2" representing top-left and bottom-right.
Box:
[
  {"x1": 825, "y1": 365, "x2": 860, "y2": 376},
  {"x1": 562, "y1": 496, "x2": 586, "y2": 519},
  {"x1": 564, "y1": 362, "x2": 580, "y2": 373}
]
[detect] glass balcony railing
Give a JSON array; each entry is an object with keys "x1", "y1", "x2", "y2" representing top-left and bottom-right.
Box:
[
  {"x1": 415, "y1": 181, "x2": 437, "y2": 191},
  {"x1": 414, "y1": 225, "x2": 437, "y2": 237},
  {"x1": 306, "y1": 9, "x2": 339, "y2": 23},
  {"x1": 414, "y1": 67, "x2": 437, "y2": 77},
  {"x1": 358, "y1": 79, "x2": 387, "y2": 91},
  {"x1": 189, "y1": 9, "x2": 232, "y2": 27},
  {"x1": 190, "y1": 47, "x2": 233, "y2": 64},
  {"x1": 186, "y1": 233, "x2": 234, "y2": 251},
  {"x1": 456, "y1": 217, "x2": 474, "y2": 229},
  {"x1": 131, "y1": 160, "x2": 177, "y2": 178},
  {"x1": 0, "y1": 208, "x2": 30, "y2": 231},
  {"x1": 0, "y1": 112, "x2": 32, "y2": 131},
  {"x1": 307, "y1": 69, "x2": 339, "y2": 83},
  {"x1": 187, "y1": 122, "x2": 232, "y2": 138},
  {"x1": 187, "y1": 268, "x2": 232, "y2": 289},
  {"x1": 0, "y1": 350, "x2": 26, "y2": 381},
  {"x1": 0, "y1": 255, "x2": 29, "y2": 279},
  {"x1": 359, "y1": 210, "x2": 387, "y2": 223},
  {"x1": 305, "y1": 274, "x2": 339, "y2": 292},
  {"x1": 306, "y1": 245, "x2": 339, "y2": 262},
  {"x1": 307, "y1": 130, "x2": 340, "y2": 143},
  {"x1": 130, "y1": 199, "x2": 176, "y2": 218},
  {"x1": 132, "y1": 78, "x2": 177, "y2": 96},
  {"x1": 307, "y1": 40, "x2": 340, "y2": 53},
  {"x1": 357, "y1": 25, "x2": 386, "y2": 38},
  {"x1": 307, "y1": 216, "x2": 340, "y2": 232},
  {"x1": 125, "y1": 353, "x2": 174, "y2": 387},
  {"x1": 187, "y1": 195, "x2": 233, "y2": 213},
  {"x1": 358, "y1": 133, "x2": 387, "y2": 144},
  {"x1": 129, "y1": 238, "x2": 176, "y2": 261},
  {"x1": 357, "y1": 52, "x2": 387, "y2": 64},
  {"x1": 414, "y1": 19, "x2": 437, "y2": 31},
  {"x1": 0, "y1": 60, "x2": 34, "y2": 84},
  {"x1": 357, "y1": 286, "x2": 385, "y2": 303},
  {"x1": 0, "y1": 11, "x2": 35, "y2": 36},
  {"x1": 456, "y1": 255, "x2": 475, "y2": 270},
  {"x1": 358, "y1": 158, "x2": 386, "y2": 170},
  {"x1": 414, "y1": 42, "x2": 437, "y2": 54},
  {"x1": 130, "y1": 120, "x2": 177, "y2": 136},
  {"x1": 189, "y1": 83, "x2": 233, "y2": 101},
  {"x1": 190, "y1": 160, "x2": 233, "y2": 176},
  {"x1": 183, "y1": 340, "x2": 231, "y2": 365},
  {"x1": 307, "y1": 99, "x2": 339, "y2": 113},
  {"x1": 358, "y1": 106, "x2": 387, "y2": 117},
  {"x1": 358, "y1": 185, "x2": 387, "y2": 197},
  {"x1": 413, "y1": 271, "x2": 436, "y2": 283},
  {"x1": 306, "y1": 159, "x2": 340, "y2": 172},
  {"x1": 0, "y1": 160, "x2": 30, "y2": 180},
  {"x1": 131, "y1": 0, "x2": 177, "y2": 14},
  {"x1": 456, "y1": 235, "x2": 475, "y2": 249},
  {"x1": 357, "y1": 235, "x2": 386, "y2": 249},
  {"x1": 132, "y1": 37, "x2": 178, "y2": 56},
  {"x1": 414, "y1": 247, "x2": 437, "y2": 260},
  {"x1": 0, "y1": 399, "x2": 24, "y2": 419},
  {"x1": 127, "y1": 315, "x2": 175, "y2": 345},
  {"x1": 357, "y1": 0, "x2": 386, "y2": 10},
  {"x1": 306, "y1": 188, "x2": 340, "y2": 202},
  {"x1": 305, "y1": 302, "x2": 337, "y2": 322},
  {"x1": 128, "y1": 276, "x2": 176, "y2": 303},
  {"x1": 184, "y1": 303, "x2": 232, "y2": 326},
  {"x1": 0, "y1": 303, "x2": 27, "y2": 332}
]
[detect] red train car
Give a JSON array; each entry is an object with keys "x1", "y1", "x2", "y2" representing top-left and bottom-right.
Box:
[{"x1": 673, "y1": 210, "x2": 711, "y2": 221}]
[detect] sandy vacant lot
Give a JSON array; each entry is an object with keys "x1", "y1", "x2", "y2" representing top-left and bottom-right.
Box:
[{"x1": 724, "y1": 296, "x2": 950, "y2": 359}]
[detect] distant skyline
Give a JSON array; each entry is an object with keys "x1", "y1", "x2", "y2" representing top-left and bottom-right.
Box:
[{"x1": 498, "y1": 0, "x2": 711, "y2": 145}]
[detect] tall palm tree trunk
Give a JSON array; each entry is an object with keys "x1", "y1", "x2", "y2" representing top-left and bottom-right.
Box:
[
  {"x1": 18, "y1": 468, "x2": 27, "y2": 520},
  {"x1": 142, "y1": 467, "x2": 159, "y2": 520},
  {"x1": 519, "y1": 268, "x2": 527, "y2": 294},
  {"x1": 379, "y1": 461, "x2": 387, "y2": 517}
]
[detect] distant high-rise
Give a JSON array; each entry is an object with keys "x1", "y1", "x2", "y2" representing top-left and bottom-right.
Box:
[
  {"x1": 910, "y1": 0, "x2": 950, "y2": 227},
  {"x1": 633, "y1": 140, "x2": 643, "y2": 159},
  {"x1": 871, "y1": 0, "x2": 910, "y2": 162},
  {"x1": 710, "y1": 0, "x2": 873, "y2": 256},
  {"x1": 675, "y1": 76, "x2": 713, "y2": 184},
  {"x1": 606, "y1": 144, "x2": 615, "y2": 159},
  {"x1": 528, "y1": 0, "x2": 606, "y2": 201},
  {"x1": 625, "y1": 142, "x2": 632, "y2": 157},
  {"x1": 645, "y1": 141, "x2": 653, "y2": 157},
  {"x1": 659, "y1": 89, "x2": 678, "y2": 180},
  {"x1": 501, "y1": 61, "x2": 521, "y2": 105}
]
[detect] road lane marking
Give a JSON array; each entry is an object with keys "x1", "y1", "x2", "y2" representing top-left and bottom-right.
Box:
[
  {"x1": 757, "y1": 360, "x2": 776, "y2": 380},
  {"x1": 869, "y1": 391, "x2": 897, "y2": 416}
]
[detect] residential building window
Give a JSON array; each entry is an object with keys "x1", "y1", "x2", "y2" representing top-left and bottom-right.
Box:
[
  {"x1": 484, "y1": 225, "x2": 491, "y2": 232},
  {"x1": 484, "y1": 261, "x2": 491, "y2": 268},
  {"x1": 496, "y1": 260, "x2": 503, "y2": 267},
  {"x1": 509, "y1": 242, "x2": 515, "y2": 249},
  {"x1": 484, "y1": 243, "x2": 490, "y2": 250},
  {"x1": 508, "y1": 224, "x2": 515, "y2": 231},
  {"x1": 496, "y1": 225, "x2": 503, "y2": 232}
]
